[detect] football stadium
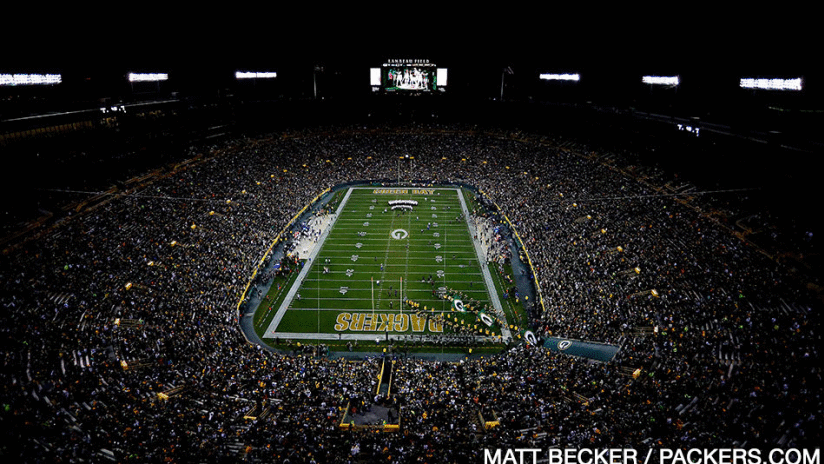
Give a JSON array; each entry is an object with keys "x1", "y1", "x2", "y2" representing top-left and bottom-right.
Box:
[
  {"x1": 250, "y1": 185, "x2": 531, "y2": 353},
  {"x1": 1, "y1": 14, "x2": 821, "y2": 464}
]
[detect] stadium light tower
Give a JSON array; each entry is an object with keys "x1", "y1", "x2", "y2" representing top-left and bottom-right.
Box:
[
  {"x1": 127, "y1": 72, "x2": 168, "y2": 94},
  {"x1": 0, "y1": 73, "x2": 62, "y2": 86},
  {"x1": 539, "y1": 73, "x2": 580, "y2": 82},
  {"x1": 500, "y1": 66, "x2": 514, "y2": 100},
  {"x1": 739, "y1": 77, "x2": 802, "y2": 91},
  {"x1": 398, "y1": 154, "x2": 413, "y2": 185},
  {"x1": 235, "y1": 71, "x2": 277, "y2": 80},
  {"x1": 642, "y1": 75, "x2": 680, "y2": 87},
  {"x1": 313, "y1": 65, "x2": 324, "y2": 99}
]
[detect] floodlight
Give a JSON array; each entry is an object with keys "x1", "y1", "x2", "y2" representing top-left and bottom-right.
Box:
[
  {"x1": 539, "y1": 73, "x2": 580, "y2": 81},
  {"x1": 128, "y1": 72, "x2": 168, "y2": 82},
  {"x1": 235, "y1": 71, "x2": 277, "y2": 80},
  {"x1": 642, "y1": 75, "x2": 679, "y2": 86},
  {"x1": 739, "y1": 77, "x2": 802, "y2": 91},
  {"x1": 0, "y1": 73, "x2": 62, "y2": 86}
]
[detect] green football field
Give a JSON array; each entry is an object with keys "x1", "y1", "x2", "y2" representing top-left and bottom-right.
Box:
[{"x1": 257, "y1": 186, "x2": 513, "y2": 343}]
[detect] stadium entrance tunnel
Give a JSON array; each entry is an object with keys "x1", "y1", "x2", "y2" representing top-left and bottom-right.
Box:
[
  {"x1": 338, "y1": 357, "x2": 401, "y2": 431},
  {"x1": 543, "y1": 337, "x2": 620, "y2": 362}
]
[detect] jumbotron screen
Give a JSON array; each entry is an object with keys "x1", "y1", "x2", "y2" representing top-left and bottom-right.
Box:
[{"x1": 371, "y1": 59, "x2": 447, "y2": 93}]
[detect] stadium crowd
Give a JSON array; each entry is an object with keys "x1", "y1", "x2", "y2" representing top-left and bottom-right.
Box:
[{"x1": 1, "y1": 124, "x2": 820, "y2": 463}]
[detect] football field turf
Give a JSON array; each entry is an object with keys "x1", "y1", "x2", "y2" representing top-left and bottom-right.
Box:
[{"x1": 259, "y1": 186, "x2": 512, "y2": 343}]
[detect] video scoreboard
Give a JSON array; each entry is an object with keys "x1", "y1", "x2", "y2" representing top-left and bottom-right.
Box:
[{"x1": 370, "y1": 58, "x2": 447, "y2": 93}]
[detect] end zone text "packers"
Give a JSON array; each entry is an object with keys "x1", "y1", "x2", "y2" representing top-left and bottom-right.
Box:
[{"x1": 334, "y1": 312, "x2": 443, "y2": 332}]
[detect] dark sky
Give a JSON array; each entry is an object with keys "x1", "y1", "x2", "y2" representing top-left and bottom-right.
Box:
[
  {"x1": 3, "y1": 7, "x2": 818, "y2": 112},
  {"x1": 6, "y1": 7, "x2": 814, "y2": 77}
]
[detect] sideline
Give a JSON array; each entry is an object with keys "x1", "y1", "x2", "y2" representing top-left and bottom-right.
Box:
[
  {"x1": 459, "y1": 188, "x2": 512, "y2": 341},
  {"x1": 262, "y1": 188, "x2": 353, "y2": 338}
]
